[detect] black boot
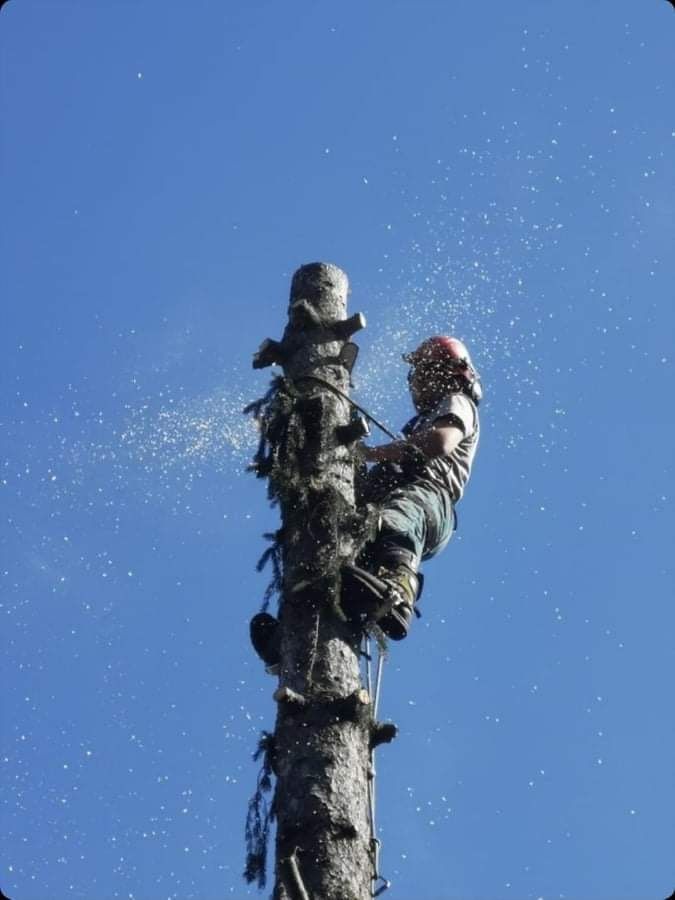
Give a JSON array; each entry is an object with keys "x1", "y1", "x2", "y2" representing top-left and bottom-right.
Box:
[
  {"x1": 249, "y1": 612, "x2": 280, "y2": 671},
  {"x1": 341, "y1": 549, "x2": 421, "y2": 640},
  {"x1": 376, "y1": 563, "x2": 419, "y2": 640}
]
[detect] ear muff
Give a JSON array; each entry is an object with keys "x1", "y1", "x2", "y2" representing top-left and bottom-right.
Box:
[{"x1": 469, "y1": 378, "x2": 483, "y2": 405}]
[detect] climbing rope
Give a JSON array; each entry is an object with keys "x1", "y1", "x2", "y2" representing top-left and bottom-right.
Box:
[
  {"x1": 363, "y1": 636, "x2": 391, "y2": 897},
  {"x1": 295, "y1": 374, "x2": 402, "y2": 442}
]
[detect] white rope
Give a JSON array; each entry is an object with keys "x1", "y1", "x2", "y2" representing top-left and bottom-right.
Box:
[{"x1": 363, "y1": 636, "x2": 391, "y2": 897}]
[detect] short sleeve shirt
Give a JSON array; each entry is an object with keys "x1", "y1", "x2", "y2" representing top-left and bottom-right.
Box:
[{"x1": 402, "y1": 392, "x2": 480, "y2": 503}]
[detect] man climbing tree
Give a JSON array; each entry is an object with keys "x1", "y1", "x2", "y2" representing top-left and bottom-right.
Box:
[{"x1": 251, "y1": 334, "x2": 482, "y2": 668}]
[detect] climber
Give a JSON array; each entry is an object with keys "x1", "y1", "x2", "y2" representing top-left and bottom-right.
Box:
[{"x1": 250, "y1": 335, "x2": 481, "y2": 667}]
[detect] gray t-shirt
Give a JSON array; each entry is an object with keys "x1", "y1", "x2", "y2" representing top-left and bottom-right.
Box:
[{"x1": 403, "y1": 392, "x2": 480, "y2": 503}]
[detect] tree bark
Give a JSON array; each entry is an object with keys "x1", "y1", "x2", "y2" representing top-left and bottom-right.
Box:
[{"x1": 255, "y1": 263, "x2": 373, "y2": 900}]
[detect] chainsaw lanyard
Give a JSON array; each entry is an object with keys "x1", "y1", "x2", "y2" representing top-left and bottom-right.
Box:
[{"x1": 294, "y1": 374, "x2": 402, "y2": 442}]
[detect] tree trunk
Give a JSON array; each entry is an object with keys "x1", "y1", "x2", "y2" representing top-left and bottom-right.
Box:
[{"x1": 255, "y1": 263, "x2": 374, "y2": 900}]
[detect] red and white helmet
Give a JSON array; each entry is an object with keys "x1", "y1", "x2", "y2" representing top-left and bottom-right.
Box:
[{"x1": 403, "y1": 336, "x2": 482, "y2": 403}]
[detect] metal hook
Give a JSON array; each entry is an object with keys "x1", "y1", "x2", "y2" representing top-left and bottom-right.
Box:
[{"x1": 373, "y1": 875, "x2": 391, "y2": 897}]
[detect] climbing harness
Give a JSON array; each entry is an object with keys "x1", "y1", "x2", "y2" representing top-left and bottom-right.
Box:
[{"x1": 363, "y1": 635, "x2": 391, "y2": 897}]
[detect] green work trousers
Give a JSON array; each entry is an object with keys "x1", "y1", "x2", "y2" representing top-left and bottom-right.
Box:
[{"x1": 375, "y1": 480, "x2": 455, "y2": 569}]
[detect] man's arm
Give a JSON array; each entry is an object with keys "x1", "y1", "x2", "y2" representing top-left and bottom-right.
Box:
[{"x1": 362, "y1": 422, "x2": 464, "y2": 465}]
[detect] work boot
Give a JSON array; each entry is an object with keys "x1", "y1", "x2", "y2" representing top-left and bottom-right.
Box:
[
  {"x1": 249, "y1": 612, "x2": 280, "y2": 672},
  {"x1": 341, "y1": 557, "x2": 420, "y2": 640},
  {"x1": 375, "y1": 562, "x2": 420, "y2": 641}
]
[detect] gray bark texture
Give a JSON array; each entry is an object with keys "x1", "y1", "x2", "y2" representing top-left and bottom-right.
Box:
[{"x1": 254, "y1": 263, "x2": 375, "y2": 900}]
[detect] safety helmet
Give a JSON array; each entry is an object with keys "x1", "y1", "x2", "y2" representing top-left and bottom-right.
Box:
[{"x1": 403, "y1": 336, "x2": 483, "y2": 404}]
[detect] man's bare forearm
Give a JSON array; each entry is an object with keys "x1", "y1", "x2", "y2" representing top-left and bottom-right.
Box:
[{"x1": 363, "y1": 424, "x2": 463, "y2": 464}]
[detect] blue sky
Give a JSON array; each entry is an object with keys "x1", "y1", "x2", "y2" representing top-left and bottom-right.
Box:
[{"x1": 2, "y1": 2, "x2": 675, "y2": 898}]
